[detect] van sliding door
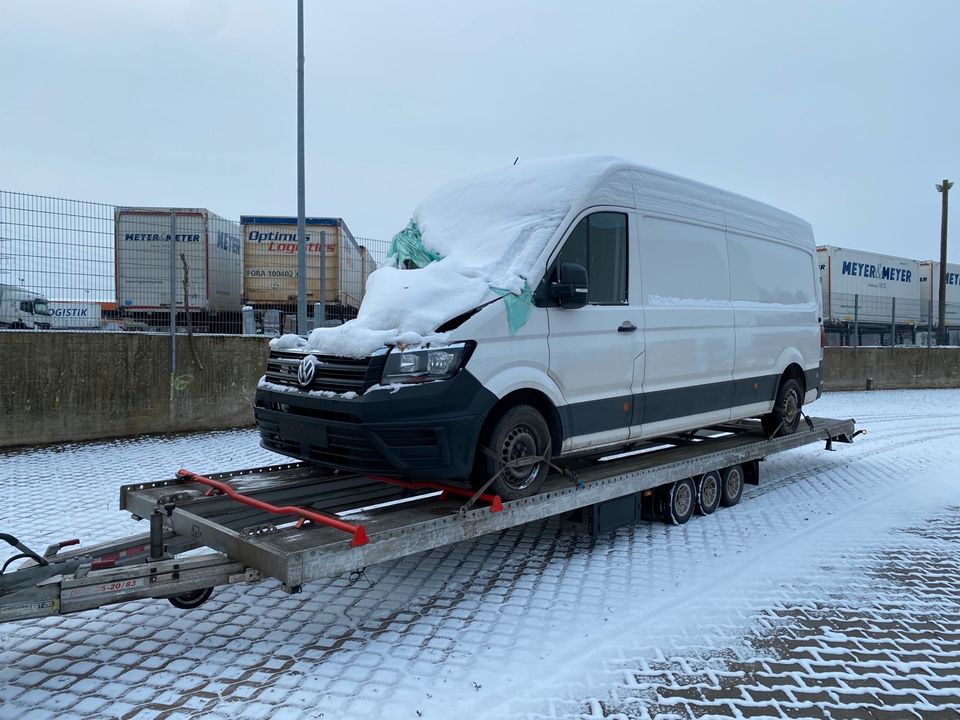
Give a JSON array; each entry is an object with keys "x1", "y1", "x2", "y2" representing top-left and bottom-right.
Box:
[{"x1": 634, "y1": 215, "x2": 735, "y2": 438}]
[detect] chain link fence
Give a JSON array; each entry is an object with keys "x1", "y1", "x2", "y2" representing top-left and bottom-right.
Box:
[
  {"x1": 1, "y1": 190, "x2": 389, "y2": 335},
  {"x1": 5, "y1": 188, "x2": 960, "y2": 347}
]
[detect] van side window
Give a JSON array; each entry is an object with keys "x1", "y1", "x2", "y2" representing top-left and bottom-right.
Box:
[{"x1": 554, "y1": 212, "x2": 628, "y2": 304}]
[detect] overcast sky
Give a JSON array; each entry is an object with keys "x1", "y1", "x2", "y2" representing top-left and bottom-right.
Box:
[{"x1": 3, "y1": 1, "x2": 959, "y2": 261}]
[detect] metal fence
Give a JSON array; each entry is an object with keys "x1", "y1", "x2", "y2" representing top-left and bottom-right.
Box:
[
  {"x1": 823, "y1": 291, "x2": 960, "y2": 347},
  {"x1": 0, "y1": 190, "x2": 389, "y2": 335},
  {"x1": 5, "y1": 188, "x2": 960, "y2": 347}
]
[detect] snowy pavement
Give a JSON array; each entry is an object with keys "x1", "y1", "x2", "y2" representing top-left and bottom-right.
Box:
[{"x1": 2, "y1": 389, "x2": 960, "y2": 720}]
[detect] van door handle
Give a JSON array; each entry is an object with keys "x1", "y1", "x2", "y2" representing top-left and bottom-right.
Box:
[{"x1": 617, "y1": 322, "x2": 637, "y2": 333}]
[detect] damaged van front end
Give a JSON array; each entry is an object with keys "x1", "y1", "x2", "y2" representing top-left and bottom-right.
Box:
[{"x1": 254, "y1": 340, "x2": 497, "y2": 478}]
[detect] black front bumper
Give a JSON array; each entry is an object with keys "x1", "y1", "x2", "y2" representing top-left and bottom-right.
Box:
[{"x1": 254, "y1": 370, "x2": 498, "y2": 479}]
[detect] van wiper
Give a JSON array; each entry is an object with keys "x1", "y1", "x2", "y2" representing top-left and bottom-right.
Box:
[{"x1": 435, "y1": 296, "x2": 503, "y2": 332}]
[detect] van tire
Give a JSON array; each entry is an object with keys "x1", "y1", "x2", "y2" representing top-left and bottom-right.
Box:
[
  {"x1": 480, "y1": 404, "x2": 552, "y2": 501},
  {"x1": 761, "y1": 377, "x2": 803, "y2": 437}
]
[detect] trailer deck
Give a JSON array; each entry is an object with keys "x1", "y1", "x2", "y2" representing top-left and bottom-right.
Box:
[{"x1": 1, "y1": 416, "x2": 857, "y2": 623}]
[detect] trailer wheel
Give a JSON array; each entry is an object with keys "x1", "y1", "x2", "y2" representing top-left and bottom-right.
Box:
[
  {"x1": 696, "y1": 471, "x2": 722, "y2": 515},
  {"x1": 481, "y1": 404, "x2": 552, "y2": 501},
  {"x1": 720, "y1": 465, "x2": 744, "y2": 507},
  {"x1": 762, "y1": 378, "x2": 803, "y2": 437},
  {"x1": 167, "y1": 586, "x2": 214, "y2": 610},
  {"x1": 657, "y1": 477, "x2": 696, "y2": 525}
]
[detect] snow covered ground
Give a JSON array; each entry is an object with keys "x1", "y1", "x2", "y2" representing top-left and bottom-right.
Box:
[{"x1": 2, "y1": 389, "x2": 959, "y2": 720}]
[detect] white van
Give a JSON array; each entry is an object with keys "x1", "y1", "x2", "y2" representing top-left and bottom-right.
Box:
[{"x1": 255, "y1": 156, "x2": 823, "y2": 500}]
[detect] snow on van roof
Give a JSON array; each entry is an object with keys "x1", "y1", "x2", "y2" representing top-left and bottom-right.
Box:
[
  {"x1": 276, "y1": 155, "x2": 632, "y2": 358},
  {"x1": 411, "y1": 154, "x2": 633, "y2": 293},
  {"x1": 273, "y1": 155, "x2": 814, "y2": 358}
]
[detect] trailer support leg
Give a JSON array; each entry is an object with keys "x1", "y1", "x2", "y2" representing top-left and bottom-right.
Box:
[{"x1": 150, "y1": 511, "x2": 165, "y2": 560}]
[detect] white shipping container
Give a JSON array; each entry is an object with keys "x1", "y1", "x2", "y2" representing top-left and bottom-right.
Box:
[
  {"x1": 48, "y1": 301, "x2": 103, "y2": 329},
  {"x1": 115, "y1": 208, "x2": 242, "y2": 313},
  {"x1": 918, "y1": 261, "x2": 960, "y2": 327},
  {"x1": 817, "y1": 245, "x2": 920, "y2": 325},
  {"x1": 240, "y1": 216, "x2": 364, "y2": 311}
]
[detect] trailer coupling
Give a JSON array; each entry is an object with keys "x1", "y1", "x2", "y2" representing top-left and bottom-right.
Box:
[{"x1": 0, "y1": 533, "x2": 81, "y2": 574}]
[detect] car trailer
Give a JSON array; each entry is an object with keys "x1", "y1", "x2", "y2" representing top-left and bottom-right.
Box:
[{"x1": 0, "y1": 416, "x2": 858, "y2": 623}]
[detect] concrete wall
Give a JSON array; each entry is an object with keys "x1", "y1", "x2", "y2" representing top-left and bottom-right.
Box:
[
  {"x1": 2, "y1": 333, "x2": 959, "y2": 448},
  {"x1": 822, "y1": 346, "x2": 960, "y2": 391},
  {"x1": 0, "y1": 331, "x2": 270, "y2": 448}
]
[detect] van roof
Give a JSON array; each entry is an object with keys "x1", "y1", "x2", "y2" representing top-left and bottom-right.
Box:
[{"x1": 414, "y1": 155, "x2": 813, "y2": 295}]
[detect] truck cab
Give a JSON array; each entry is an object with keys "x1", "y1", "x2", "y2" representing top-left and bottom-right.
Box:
[{"x1": 0, "y1": 285, "x2": 51, "y2": 329}]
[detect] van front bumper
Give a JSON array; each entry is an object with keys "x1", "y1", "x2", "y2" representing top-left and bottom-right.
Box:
[{"x1": 254, "y1": 370, "x2": 498, "y2": 479}]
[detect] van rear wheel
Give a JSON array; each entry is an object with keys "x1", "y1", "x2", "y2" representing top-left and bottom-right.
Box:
[
  {"x1": 761, "y1": 377, "x2": 803, "y2": 437},
  {"x1": 478, "y1": 404, "x2": 552, "y2": 501}
]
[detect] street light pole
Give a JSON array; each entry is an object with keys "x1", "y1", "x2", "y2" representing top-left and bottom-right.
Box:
[
  {"x1": 937, "y1": 179, "x2": 953, "y2": 345},
  {"x1": 296, "y1": 0, "x2": 307, "y2": 336}
]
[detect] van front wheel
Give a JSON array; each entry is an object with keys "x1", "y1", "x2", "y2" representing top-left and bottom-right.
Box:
[
  {"x1": 479, "y1": 404, "x2": 552, "y2": 501},
  {"x1": 761, "y1": 378, "x2": 803, "y2": 437}
]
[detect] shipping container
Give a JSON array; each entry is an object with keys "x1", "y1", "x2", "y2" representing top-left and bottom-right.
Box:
[
  {"x1": 918, "y1": 261, "x2": 960, "y2": 328},
  {"x1": 817, "y1": 245, "x2": 921, "y2": 325},
  {"x1": 115, "y1": 208, "x2": 242, "y2": 314},
  {"x1": 240, "y1": 216, "x2": 365, "y2": 315}
]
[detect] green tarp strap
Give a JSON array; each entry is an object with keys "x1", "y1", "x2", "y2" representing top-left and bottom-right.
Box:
[
  {"x1": 387, "y1": 220, "x2": 443, "y2": 269},
  {"x1": 390, "y1": 220, "x2": 534, "y2": 335},
  {"x1": 491, "y1": 282, "x2": 534, "y2": 336}
]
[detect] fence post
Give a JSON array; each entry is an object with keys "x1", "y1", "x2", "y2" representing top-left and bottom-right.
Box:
[
  {"x1": 890, "y1": 297, "x2": 896, "y2": 348},
  {"x1": 319, "y1": 229, "x2": 327, "y2": 326},
  {"x1": 169, "y1": 210, "x2": 177, "y2": 401},
  {"x1": 853, "y1": 293, "x2": 859, "y2": 348},
  {"x1": 928, "y1": 298, "x2": 933, "y2": 348},
  {"x1": 295, "y1": 0, "x2": 307, "y2": 336}
]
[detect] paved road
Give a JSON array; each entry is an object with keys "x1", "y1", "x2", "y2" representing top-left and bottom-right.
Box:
[{"x1": 1, "y1": 390, "x2": 959, "y2": 719}]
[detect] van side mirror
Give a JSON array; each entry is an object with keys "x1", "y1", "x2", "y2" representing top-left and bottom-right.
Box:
[{"x1": 551, "y1": 262, "x2": 589, "y2": 309}]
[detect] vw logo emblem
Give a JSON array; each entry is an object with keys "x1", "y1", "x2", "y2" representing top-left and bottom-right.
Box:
[{"x1": 297, "y1": 356, "x2": 317, "y2": 387}]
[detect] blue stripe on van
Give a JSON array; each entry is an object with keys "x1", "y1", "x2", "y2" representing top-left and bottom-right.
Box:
[{"x1": 560, "y1": 369, "x2": 819, "y2": 439}]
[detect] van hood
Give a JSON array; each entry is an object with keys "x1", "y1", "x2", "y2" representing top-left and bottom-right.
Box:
[
  {"x1": 272, "y1": 264, "x2": 496, "y2": 358},
  {"x1": 273, "y1": 155, "x2": 630, "y2": 358}
]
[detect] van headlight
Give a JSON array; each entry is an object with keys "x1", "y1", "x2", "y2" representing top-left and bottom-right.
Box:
[{"x1": 381, "y1": 342, "x2": 474, "y2": 384}]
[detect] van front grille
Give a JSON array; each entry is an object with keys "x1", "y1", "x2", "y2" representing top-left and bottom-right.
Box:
[{"x1": 265, "y1": 351, "x2": 384, "y2": 394}]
